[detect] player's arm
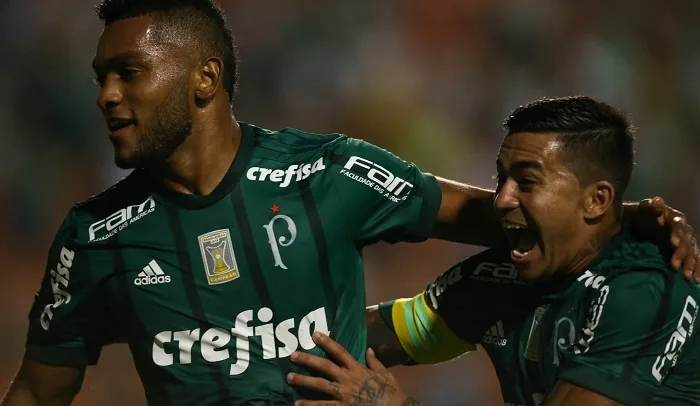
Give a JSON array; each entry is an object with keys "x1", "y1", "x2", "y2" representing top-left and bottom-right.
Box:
[
  {"x1": 365, "y1": 304, "x2": 410, "y2": 368},
  {"x1": 329, "y1": 137, "x2": 699, "y2": 277},
  {"x1": 436, "y1": 178, "x2": 699, "y2": 278},
  {"x1": 2, "y1": 208, "x2": 107, "y2": 405},
  {"x1": 431, "y1": 178, "x2": 504, "y2": 246},
  {"x1": 556, "y1": 268, "x2": 700, "y2": 406},
  {"x1": 1, "y1": 360, "x2": 84, "y2": 406},
  {"x1": 543, "y1": 381, "x2": 623, "y2": 406},
  {"x1": 366, "y1": 249, "x2": 516, "y2": 367}
]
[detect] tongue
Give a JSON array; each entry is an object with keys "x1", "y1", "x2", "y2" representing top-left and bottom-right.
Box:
[{"x1": 515, "y1": 230, "x2": 538, "y2": 254}]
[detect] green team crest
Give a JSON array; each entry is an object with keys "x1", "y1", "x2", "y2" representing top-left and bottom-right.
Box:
[{"x1": 198, "y1": 229, "x2": 240, "y2": 285}]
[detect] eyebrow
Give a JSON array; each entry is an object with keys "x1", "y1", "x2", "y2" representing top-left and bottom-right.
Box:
[
  {"x1": 496, "y1": 158, "x2": 544, "y2": 173},
  {"x1": 92, "y1": 51, "x2": 146, "y2": 72},
  {"x1": 511, "y1": 160, "x2": 544, "y2": 173}
]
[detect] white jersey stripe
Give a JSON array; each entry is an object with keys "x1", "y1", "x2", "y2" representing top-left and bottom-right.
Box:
[{"x1": 149, "y1": 260, "x2": 166, "y2": 276}]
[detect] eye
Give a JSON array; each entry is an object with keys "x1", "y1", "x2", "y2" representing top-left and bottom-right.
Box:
[
  {"x1": 516, "y1": 176, "x2": 537, "y2": 192},
  {"x1": 119, "y1": 68, "x2": 140, "y2": 81}
]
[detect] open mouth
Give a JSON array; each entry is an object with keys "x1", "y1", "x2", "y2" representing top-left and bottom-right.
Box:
[
  {"x1": 502, "y1": 221, "x2": 539, "y2": 260},
  {"x1": 106, "y1": 118, "x2": 135, "y2": 133}
]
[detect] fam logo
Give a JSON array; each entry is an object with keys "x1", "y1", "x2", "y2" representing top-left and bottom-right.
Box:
[
  {"x1": 340, "y1": 156, "x2": 413, "y2": 203},
  {"x1": 198, "y1": 229, "x2": 240, "y2": 285},
  {"x1": 88, "y1": 196, "x2": 156, "y2": 242},
  {"x1": 470, "y1": 261, "x2": 529, "y2": 285}
]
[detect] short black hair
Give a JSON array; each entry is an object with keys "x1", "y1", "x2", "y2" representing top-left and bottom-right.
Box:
[
  {"x1": 504, "y1": 96, "x2": 634, "y2": 214},
  {"x1": 96, "y1": 0, "x2": 239, "y2": 104}
]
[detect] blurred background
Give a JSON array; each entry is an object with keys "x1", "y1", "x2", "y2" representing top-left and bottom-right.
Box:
[{"x1": 1, "y1": 0, "x2": 699, "y2": 404}]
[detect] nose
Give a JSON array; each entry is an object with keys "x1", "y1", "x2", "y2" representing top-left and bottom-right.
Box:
[
  {"x1": 494, "y1": 178, "x2": 519, "y2": 213},
  {"x1": 96, "y1": 76, "x2": 123, "y2": 112}
]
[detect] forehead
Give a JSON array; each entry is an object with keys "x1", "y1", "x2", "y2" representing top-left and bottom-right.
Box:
[
  {"x1": 93, "y1": 15, "x2": 189, "y2": 71},
  {"x1": 498, "y1": 132, "x2": 563, "y2": 169},
  {"x1": 95, "y1": 16, "x2": 156, "y2": 60}
]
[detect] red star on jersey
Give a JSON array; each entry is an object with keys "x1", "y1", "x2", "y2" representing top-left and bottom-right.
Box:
[{"x1": 271, "y1": 204, "x2": 280, "y2": 213}]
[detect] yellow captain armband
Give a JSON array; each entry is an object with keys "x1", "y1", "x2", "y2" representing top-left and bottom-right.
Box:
[{"x1": 390, "y1": 293, "x2": 477, "y2": 364}]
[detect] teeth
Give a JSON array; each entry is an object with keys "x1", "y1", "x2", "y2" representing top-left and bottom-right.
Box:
[
  {"x1": 503, "y1": 223, "x2": 525, "y2": 230},
  {"x1": 512, "y1": 248, "x2": 531, "y2": 258}
]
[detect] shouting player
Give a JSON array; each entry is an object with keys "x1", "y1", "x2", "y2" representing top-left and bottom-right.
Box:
[
  {"x1": 1, "y1": 0, "x2": 698, "y2": 404},
  {"x1": 287, "y1": 97, "x2": 700, "y2": 406}
]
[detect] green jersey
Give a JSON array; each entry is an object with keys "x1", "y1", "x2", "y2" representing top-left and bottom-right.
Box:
[
  {"x1": 26, "y1": 122, "x2": 442, "y2": 405},
  {"x1": 389, "y1": 232, "x2": 700, "y2": 405}
]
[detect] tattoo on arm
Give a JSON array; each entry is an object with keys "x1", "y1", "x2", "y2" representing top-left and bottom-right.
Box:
[
  {"x1": 354, "y1": 375, "x2": 389, "y2": 406},
  {"x1": 352, "y1": 373, "x2": 427, "y2": 406},
  {"x1": 366, "y1": 305, "x2": 410, "y2": 367}
]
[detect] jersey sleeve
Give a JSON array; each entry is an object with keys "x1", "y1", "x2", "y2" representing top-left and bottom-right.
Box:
[
  {"x1": 328, "y1": 137, "x2": 442, "y2": 244},
  {"x1": 559, "y1": 269, "x2": 700, "y2": 406},
  {"x1": 379, "y1": 248, "x2": 529, "y2": 363},
  {"x1": 25, "y1": 207, "x2": 108, "y2": 367}
]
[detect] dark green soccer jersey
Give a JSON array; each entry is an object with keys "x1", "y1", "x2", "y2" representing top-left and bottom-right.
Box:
[
  {"x1": 26, "y1": 122, "x2": 442, "y2": 405},
  {"x1": 418, "y1": 232, "x2": 700, "y2": 405}
]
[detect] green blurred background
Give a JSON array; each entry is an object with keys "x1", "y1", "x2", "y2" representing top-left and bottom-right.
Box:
[{"x1": 0, "y1": 1, "x2": 698, "y2": 404}]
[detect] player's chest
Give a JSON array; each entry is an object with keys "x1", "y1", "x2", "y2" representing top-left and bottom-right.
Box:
[
  {"x1": 95, "y1": 197, "x2": 345, "y2": 324},
  {"x1": 487, "y1": 275, "x2": 607, "y2": 395}
]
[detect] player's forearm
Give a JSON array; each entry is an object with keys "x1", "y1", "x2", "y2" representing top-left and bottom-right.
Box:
[
  {"x1": 0, "y1": 381, "x2": 68, "y2": 406},
  {"x1": 366, "y1": 305, "x2": 411, "y2": 367},
  {"x1": 396, "y1": 397, "x2": 429, "y2": 406},
  {"x1": 1, "y1": 361, "x2": 81, "y2": 406},
  {"x1": 1, "y1": 385, "x2": 44, "y2": 406},
  {"x1": 621, "y1": 201, "x2": 638, "y2": 227},
  {"x1": 432, "y1": 179, "x2": 506, "y2": 247}
]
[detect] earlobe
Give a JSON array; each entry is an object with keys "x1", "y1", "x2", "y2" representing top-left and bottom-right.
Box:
[
  {"x1": 195, "y1": 58, "x2": 223, "y2": 101},
  {"x1": 583, "y1": 182, "x2": 615, "y2": 220}
]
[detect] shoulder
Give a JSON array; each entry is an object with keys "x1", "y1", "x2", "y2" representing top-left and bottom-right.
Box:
[
  {"x1": 245, "y1": 122, "x2": 347, "y2": 160},
  {"x1": 598, "y1": 235, "x2": 669, "y2": 278},
  {"x1": 245, "y1": 122, "x2": 405, "y2": 165},
  {"x1": 70, "y1": 171, "x2": 153, "y2": 243},
  {"x1": 425, "y1": 247, "x2": 530, "y2": 311},
  {"x1": 576, "y1": 260, "x2": 700, "y2": 340},
  {"x1": 595, "y1": 234, "x2": 700, "y2": 300},
  {"x1": 458, "y1": 247, "x2": 530, "y2": 287}
]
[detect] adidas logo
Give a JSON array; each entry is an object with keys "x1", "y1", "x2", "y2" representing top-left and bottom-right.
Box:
[
  {"x1": 483, "y1": 320, "x2": 508, "y2": 347},
  {"x1": 134, "y1": 260, "x2": 171, "y2": 286}
]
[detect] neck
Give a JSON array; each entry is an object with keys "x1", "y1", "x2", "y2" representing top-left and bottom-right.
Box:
[
  {"x1": 565, "y1": 219, "x2": 622, "y2": 277},
  {"x1": 149, "y1": 108, "x2": 241, "y2": 196}
]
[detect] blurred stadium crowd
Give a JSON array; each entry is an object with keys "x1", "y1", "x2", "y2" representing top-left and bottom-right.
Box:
[{"x1": 0, "y1": 0, "x2": 698, "y2": 404}]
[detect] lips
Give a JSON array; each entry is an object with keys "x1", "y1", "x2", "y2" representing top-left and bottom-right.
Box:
[{"x1": 105, "y1": 118, "x2": 135, "y2": 133}]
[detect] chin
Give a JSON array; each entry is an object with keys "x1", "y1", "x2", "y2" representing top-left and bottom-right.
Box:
[
  {"x1": 114, "y1": 152, "x2": 139, "y2": 169},
  {"x1": 515, "y1": 263, "x2": 548, "y2": 282}
]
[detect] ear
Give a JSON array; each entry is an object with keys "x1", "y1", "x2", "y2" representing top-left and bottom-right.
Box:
[
  {"x1": 194, "y1": 57, "x2": 223, "y2": 101},
  {"x1": 582, "y1": 181, "x2": 616, "y2": 220}
]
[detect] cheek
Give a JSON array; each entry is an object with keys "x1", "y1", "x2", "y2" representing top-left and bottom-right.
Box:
[
  {"x1": 131, "y1": 69, "x2": 186, "y2": 107},
  {"x1": 532, "y1": 187, "x2": 581, "y2": 230}
]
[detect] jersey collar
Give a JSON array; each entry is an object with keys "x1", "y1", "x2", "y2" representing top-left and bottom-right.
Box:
[{"x1": 151, "y1": 122, "x2": 255, "y2": 210}]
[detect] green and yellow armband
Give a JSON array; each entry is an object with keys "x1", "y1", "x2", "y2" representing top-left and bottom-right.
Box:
[{"x1": 379, "y1": 293, "x2": 477, "y2": 365}]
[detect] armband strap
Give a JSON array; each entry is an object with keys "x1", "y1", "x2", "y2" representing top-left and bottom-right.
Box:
[{"x1": 385, "y1": 293, "x2": 476, "y2": 364}]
